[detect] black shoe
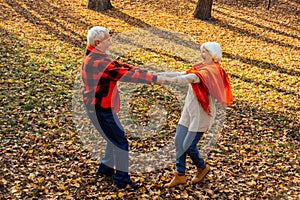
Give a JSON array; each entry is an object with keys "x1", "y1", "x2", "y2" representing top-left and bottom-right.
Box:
[{"x1": 115, "y1": 181, "x2": 140, "y2": 190}]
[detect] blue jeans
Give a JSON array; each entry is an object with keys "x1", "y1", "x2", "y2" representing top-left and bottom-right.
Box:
[
  {"x1": 86, "y1": 110, "x2": 131, "y2": 185},
  {"x1": 175, "y1": 124, "x2": 206, "y2": 173}
]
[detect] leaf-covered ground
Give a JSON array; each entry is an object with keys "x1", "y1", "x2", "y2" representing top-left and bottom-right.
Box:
[{"x1": 1, "y1": 0, "x2": 299, "y2": 199}]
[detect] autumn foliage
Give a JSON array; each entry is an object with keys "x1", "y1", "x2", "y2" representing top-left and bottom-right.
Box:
[{"x1": 0, "y1": 0, "x2": 299, "y2": 199}]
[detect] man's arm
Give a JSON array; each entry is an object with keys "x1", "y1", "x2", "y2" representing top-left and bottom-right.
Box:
[{"x1": 102, "y1": 60, "x2": 157, "y2": 83}]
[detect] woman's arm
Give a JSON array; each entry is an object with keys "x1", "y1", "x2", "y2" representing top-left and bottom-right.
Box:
[
  {"x1": 158, "y1": 73, "x2": 200, "y2": 85},
  {"x1": 177, "y1": 74, "x2": 200, "y2": 84},
  {"x1": 156, "y1": 71, "x2": 186, "y2": 77}
]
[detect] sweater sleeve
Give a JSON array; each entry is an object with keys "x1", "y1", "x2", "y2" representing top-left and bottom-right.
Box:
[
  {"x1": 177, "y1": 74, "x2": 200, "y2": 84},
  {"x1": 157, "y1": 71, "x2": 186, "y2": 77},
  {"x1": 156, "y1": 71, "x2": 200, "y2": 85}
]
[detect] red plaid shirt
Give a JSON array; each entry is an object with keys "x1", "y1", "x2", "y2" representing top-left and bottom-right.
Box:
[{"x1": 81, "y1": 45, "x2": 157, "y2": 113}]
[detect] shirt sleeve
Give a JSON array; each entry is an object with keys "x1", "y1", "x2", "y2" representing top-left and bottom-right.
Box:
[{"x1": 102, "y1": 60, "x2": 157, "y2": 83}]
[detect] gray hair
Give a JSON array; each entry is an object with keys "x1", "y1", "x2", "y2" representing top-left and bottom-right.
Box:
[
  {"x1": 201, "y1": 42, "x2": 222, "y2": 62},
  {"x1": 87, "y1": 26, "x2": 109, "y2": 47}
]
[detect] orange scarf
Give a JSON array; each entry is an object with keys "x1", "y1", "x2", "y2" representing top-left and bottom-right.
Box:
[{"x1": 186, "y1": 62, "x2": 233, "y2": 115}]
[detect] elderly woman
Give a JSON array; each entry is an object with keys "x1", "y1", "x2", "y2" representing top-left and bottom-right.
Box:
[{"x1": 158, "y1": 42, "x2": 233, "y2": 188}]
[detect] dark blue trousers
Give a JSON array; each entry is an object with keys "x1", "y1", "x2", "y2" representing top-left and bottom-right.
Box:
[{"x1": 86, "y1": 110, "x2": 131, "y2": 185}]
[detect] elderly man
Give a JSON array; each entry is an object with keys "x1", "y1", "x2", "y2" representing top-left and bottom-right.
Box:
[{"x1": 81, "y1": 26, "x2": 162, "y2": 189}]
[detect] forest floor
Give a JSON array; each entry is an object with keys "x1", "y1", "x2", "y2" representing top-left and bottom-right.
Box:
[{"x1": 1, "y1": 0, "x2": 299, "y2": 199}]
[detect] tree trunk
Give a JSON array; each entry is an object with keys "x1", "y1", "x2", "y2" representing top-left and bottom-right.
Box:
[
  {"x1": 267, "y1": 0, "x2": 271, "y2": 10},
  {"x1": 87, "y1": 0, "x2": 113, "y2": 12},
  {"x1": 193, "y1": 0, "x2": 213, "y2": 20}
]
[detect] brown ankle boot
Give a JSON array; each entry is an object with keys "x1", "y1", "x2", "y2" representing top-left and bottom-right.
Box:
[
  {"x1": 192, "y1": 165, "x2": 210, "y2": 184},
  {"x1": 165, "y1": 172, "x2": 186, "y2": 188}
]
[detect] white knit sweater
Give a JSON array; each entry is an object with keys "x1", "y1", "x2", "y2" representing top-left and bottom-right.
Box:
[{"x1": 159, "y1": 71, "x2": 216, "y2": 132}]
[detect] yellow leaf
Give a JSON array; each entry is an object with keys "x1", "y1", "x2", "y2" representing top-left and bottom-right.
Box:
[
  {"x1": 57, "y1": 184, "x2": 66, "y2": 190},
  {"x1": 118, "y1": 192, "x2": 125, "y2": 198},
  {"x1": 74, "y1": 178, "x2": 81, "y2": 183},
  {"x1": 137, "y1": 172, "x2": 143, "y2": 177},
  {"x1": 132, "y1": 141, "x2": 138, "y2": 146},
  {"x1": 73, "y1": 182, "x2": 80, "y2": 188},
  {"x1": 246, "y1": 181, "x2": 256, "y2": 186},
  {"x1": 157, "y1": 190, "x2": 161, "y2": 195},
  {"x1": 207, "y1": 174, "x2": 213, "y2": 181},
  {"x1": 37, "y1": 177, "x2": 44, "y2": 183},
  {"x1": 139, "y1": 177, "x2": 145, "y2": 182},
  {"x1": 65, "y1": 179, "x2": 72, "y2": 184},
  {"x1": 292, "y1": 178, "x2": 298, "y2": 183}
]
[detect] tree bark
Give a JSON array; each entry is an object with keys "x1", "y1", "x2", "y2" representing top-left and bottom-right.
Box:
[
  {"x1": 193, "y1": 0, "x2": 213, "y2": 20},
  {"x1": 87, "y1": 0, "x2": 113, "y2": 12},
  {"x1": 267, "y1": 0, "x2": 271, "y2": 10}
]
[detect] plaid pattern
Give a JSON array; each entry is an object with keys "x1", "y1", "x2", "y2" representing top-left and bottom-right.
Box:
[{"x1": 81, "y1": 45, "x2": 157, "y2": 113}]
